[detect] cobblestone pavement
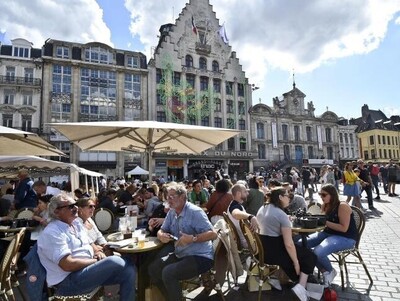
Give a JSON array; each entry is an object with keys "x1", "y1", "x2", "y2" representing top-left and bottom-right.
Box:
[{"x1": 14, "y1": 184, "x2": 400, "y2": 301}]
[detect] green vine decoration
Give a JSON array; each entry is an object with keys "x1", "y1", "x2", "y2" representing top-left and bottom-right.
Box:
[{"x1": 157, "y1": 53, "x2": 215, "y2": 124}]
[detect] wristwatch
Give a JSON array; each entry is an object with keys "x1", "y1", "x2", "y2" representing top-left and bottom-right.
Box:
[
  {"x1": 192, "y1": 235, "x2": 198, "y2": 242},
  {"x1": 248, "y1": 215, "x2": 255, "y2": 221}
]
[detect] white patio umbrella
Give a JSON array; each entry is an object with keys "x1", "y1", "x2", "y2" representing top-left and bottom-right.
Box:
[
  {"x1": 0, "y1": 125, "x2": 65, "y2": 156},
  {"x1": 47, "y1": 121, "x2": 241, "y2": 178},
  {"x1": 126, "y1": 166, "x2": 149, "y2": 176}
]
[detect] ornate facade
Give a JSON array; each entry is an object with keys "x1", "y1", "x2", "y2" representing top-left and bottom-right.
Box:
[
  {"x1": 147, "y1": 0, "x2": 255, "y2": 180},
  {"x1": 41, "y1": 39, "x2": 148, "y2": 174},
  {"x1": 249, "y1": 83, "x2": 341, "y2": 170},
  {"x1": 0, "y1": 38, "x2": 42, "y2": 133}
]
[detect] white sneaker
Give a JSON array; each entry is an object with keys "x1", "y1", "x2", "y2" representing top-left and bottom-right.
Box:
[
  {"x1": 291, "y1": 283, "x2": 309, "y2": 301},
  {"x1": 268, "y1": 278, "x2": 282, "y2": 291},
  {"x1": 323, "y1": 268, "x2": 337, "y2": 287}
]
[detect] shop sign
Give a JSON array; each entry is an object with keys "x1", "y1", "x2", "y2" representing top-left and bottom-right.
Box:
[{"x1": 168, "y1": 160, "x2": 183, "y2": 168}]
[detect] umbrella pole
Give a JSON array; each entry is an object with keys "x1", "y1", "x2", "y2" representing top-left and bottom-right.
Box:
[{"x1": 148, "y1": 151, "x2": 153, "y2": 183}]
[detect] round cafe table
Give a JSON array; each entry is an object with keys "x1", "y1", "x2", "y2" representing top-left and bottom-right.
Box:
[
  {"x1": 107, "y1": 235, "x2": 163, "y2": 300},
  {"x1": 291, "y1": 225, "x2": 325, "y2": 247}
]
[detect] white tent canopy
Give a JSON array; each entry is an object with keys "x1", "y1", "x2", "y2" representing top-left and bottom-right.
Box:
[
  {"x1": 0, "y1": 156, "x2": 104, "y2": 193},
  {"x1": 126, "y1": 166, "x2": 149, "y2": 176}
]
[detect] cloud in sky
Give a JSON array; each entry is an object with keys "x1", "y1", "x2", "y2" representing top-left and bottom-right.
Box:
[
  {"x1": 1, "y1": 0, "x2": 399, "y2": 87},
  {"x1": 0, "y1": 0, "x2": 112, "y2": 47},
  {"x1": 125, "y1": 0, "x2": 400, "y2": 84}
]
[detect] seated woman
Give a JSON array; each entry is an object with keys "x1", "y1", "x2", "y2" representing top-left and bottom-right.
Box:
[
  {"x1": 147, "y1": 185, "x2": 170, "y2": 236},
  {"x1": 30, "y1": 194, "x2": 53, "y2": 240},
  {"x1": 257, "y1": 187, "x2": 316, "y2": 301},
  {"x1": 305, "y1": 183, "x2": 358, "y2": 287},
  {"x1": 76, "y1": 198, "x2": 111, "y2": 257}
]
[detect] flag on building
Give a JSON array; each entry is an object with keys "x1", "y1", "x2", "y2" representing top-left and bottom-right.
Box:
[
  {"x1": 191, "y1": 16, "x2": 197, "y2": 35},
  {"x1": 218, "y1": 24, "x2": 229, "y2": 44}
]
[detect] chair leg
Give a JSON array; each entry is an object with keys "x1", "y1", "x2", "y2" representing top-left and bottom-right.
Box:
[
  {"x1": 338, "y1": 255, "x2": 346, "y2": 290},
  {"x1": 355, "y1": 251, "x2": 373, "y2": 284},
  {"x1": 215, "y1": 283, "x2": 226, "y2": 301},
  {"x1": 257, "y1": 279, "x2": 262, "y2": 301}
]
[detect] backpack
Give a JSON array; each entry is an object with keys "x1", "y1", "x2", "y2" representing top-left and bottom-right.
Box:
[
  {"x1": 370, "y1": 165, "x2": 380, "y2": 176},
  {"x1": 23, "y1": 243, "x2": 48, "y2": 301}
]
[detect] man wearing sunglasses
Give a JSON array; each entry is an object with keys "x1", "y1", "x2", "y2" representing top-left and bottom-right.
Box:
[{"x1": 37, "y1": 193, "x2": 136, "y2": 300}]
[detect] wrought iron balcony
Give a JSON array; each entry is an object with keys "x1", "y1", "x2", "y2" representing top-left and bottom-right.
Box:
[{"x1": 0, "y1": 75, "x2": 41, "y2": 86}]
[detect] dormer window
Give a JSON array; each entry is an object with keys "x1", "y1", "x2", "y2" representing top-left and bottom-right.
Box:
[
  {"x1": 56, "y1": 46, "x2": 69, "y2": 59},
  {"x1": 127, "y1": 55, "x2": 139, "y2": 68},
  {"x1": 13, "y1": 46, "x2": 29, "y2": 58},
  {"x1": 85, "y1": 46, "x2": 113, "y2": 64}
]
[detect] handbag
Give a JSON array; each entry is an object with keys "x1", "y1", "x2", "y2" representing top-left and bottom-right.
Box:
[
  {"x1": 207, "y1": 193, "x2": 225, "y2": 218},
  {"x1": 323, "y1": 287, "x2": 337, "y2": 301}
]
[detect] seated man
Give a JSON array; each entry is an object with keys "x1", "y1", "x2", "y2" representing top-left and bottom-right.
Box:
[
  {"x1": 226, "y1": 183, "x2": 260, "y2": 250},
  {"x1": 37, "y1": 193, "x2": 136, "y2": 300},
  {"x1": 148, "y1": 183, "x2": 217, "y2": 301}
]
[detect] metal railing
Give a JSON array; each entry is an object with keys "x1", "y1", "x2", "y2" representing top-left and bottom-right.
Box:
[{"x1": 0, "y1": 75, "x2": 41, "y2": 86}]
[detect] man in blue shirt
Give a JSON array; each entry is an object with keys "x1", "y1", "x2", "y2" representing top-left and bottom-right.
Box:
[{"x1": 148, "y1": 183, "x2": 217, "y2": 301}]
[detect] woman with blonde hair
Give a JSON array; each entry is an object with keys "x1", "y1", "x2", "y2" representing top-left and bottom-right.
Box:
[
  {"x1": 342, "y1": 162, "x2": 363, "y2": 209},
  {"x1": 76, "y1": 198, "x2": 111, "y2": 257}
]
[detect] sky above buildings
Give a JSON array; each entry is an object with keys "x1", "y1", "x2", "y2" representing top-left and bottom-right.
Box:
[{"x1": 1, "y1": 0, "x2": 400, "y2": 119}]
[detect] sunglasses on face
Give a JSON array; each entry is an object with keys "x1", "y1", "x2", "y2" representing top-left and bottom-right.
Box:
[
  {"x1": 57, "y1": 203, "x2": 76, "y2": 210},
  {"x1": 84, "y1": 205, "x2": 96, "y2": 209},
  {"x1": 319, "y1": 192, "x2": 329, "y2": 197}
]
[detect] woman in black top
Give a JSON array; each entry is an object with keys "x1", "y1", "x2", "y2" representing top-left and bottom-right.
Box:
[{"x1": 306, "y1": 184, "x2": 357, "y2": 287}]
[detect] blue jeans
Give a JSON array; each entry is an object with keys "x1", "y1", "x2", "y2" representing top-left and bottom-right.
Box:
[
  {"x1": 306, "y1": 231, "x2": 356, "y2": 272},
  {"x1": 56, "y1": 256, "x2": 136, "y2": 301},
  {"x1": 148, "y1": 244, "x2": 213, "y2": 301}
]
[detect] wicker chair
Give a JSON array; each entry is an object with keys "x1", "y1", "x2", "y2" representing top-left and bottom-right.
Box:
[
  {"x1": 180, "y1": 232, "x2": 227, "y2": 301},
  {"x1": 330, "y1": 206, "x2": 373, "y2": 290},
  {"x1": 15, "y1": 208, "x2": 34, "y2": 220},
  {"x1": 93, "y1": 208, "x2": 114, "y2": 233},
  {"x1": 51, "y1": 286, "x2": 104, "y2": 301},
  {"x1": 0, "y1": 227, "x2": 26, "y2": 301},
  {"x1": 307, "y1": 202, "x2": 322, "y2": 215},
  {"x1": 222, "y1": 212, "x2": 244, "y2": 253},
  {"x1": 240, "y1": 220, "x2": 280, "y2": 301}
]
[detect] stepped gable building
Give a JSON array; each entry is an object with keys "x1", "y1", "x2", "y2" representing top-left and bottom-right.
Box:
[
  {"x1": 41, "y1": 39, "x2": 148, "y2": 174},
  {"x1": 249, "y1": 82, "x2": 340, "y2": 171},
  {"x1": 0, "y1": 38, "x2": 42, "y2": 133},
  {"x1": 352, "y1": 104, "x2": 400, "y2": 162},
  {"x1": 148, "y1": 0, "x2": 256, "y2": 180}
]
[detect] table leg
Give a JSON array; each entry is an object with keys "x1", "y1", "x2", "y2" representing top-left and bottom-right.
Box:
[{"x1": 301, "y1": 234, "x2": 308, "y2": 248}]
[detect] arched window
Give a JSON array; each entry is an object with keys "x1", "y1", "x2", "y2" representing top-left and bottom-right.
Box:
[
  {"x1": 212, "y1": 60, "x2": 219, "y2": 72},
  {"x1": 199, "y1": 57, "x2": 207, "y2": 70},
  {"x1": 185, "y1": 55, "x2": 193, "y2": 67}
]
